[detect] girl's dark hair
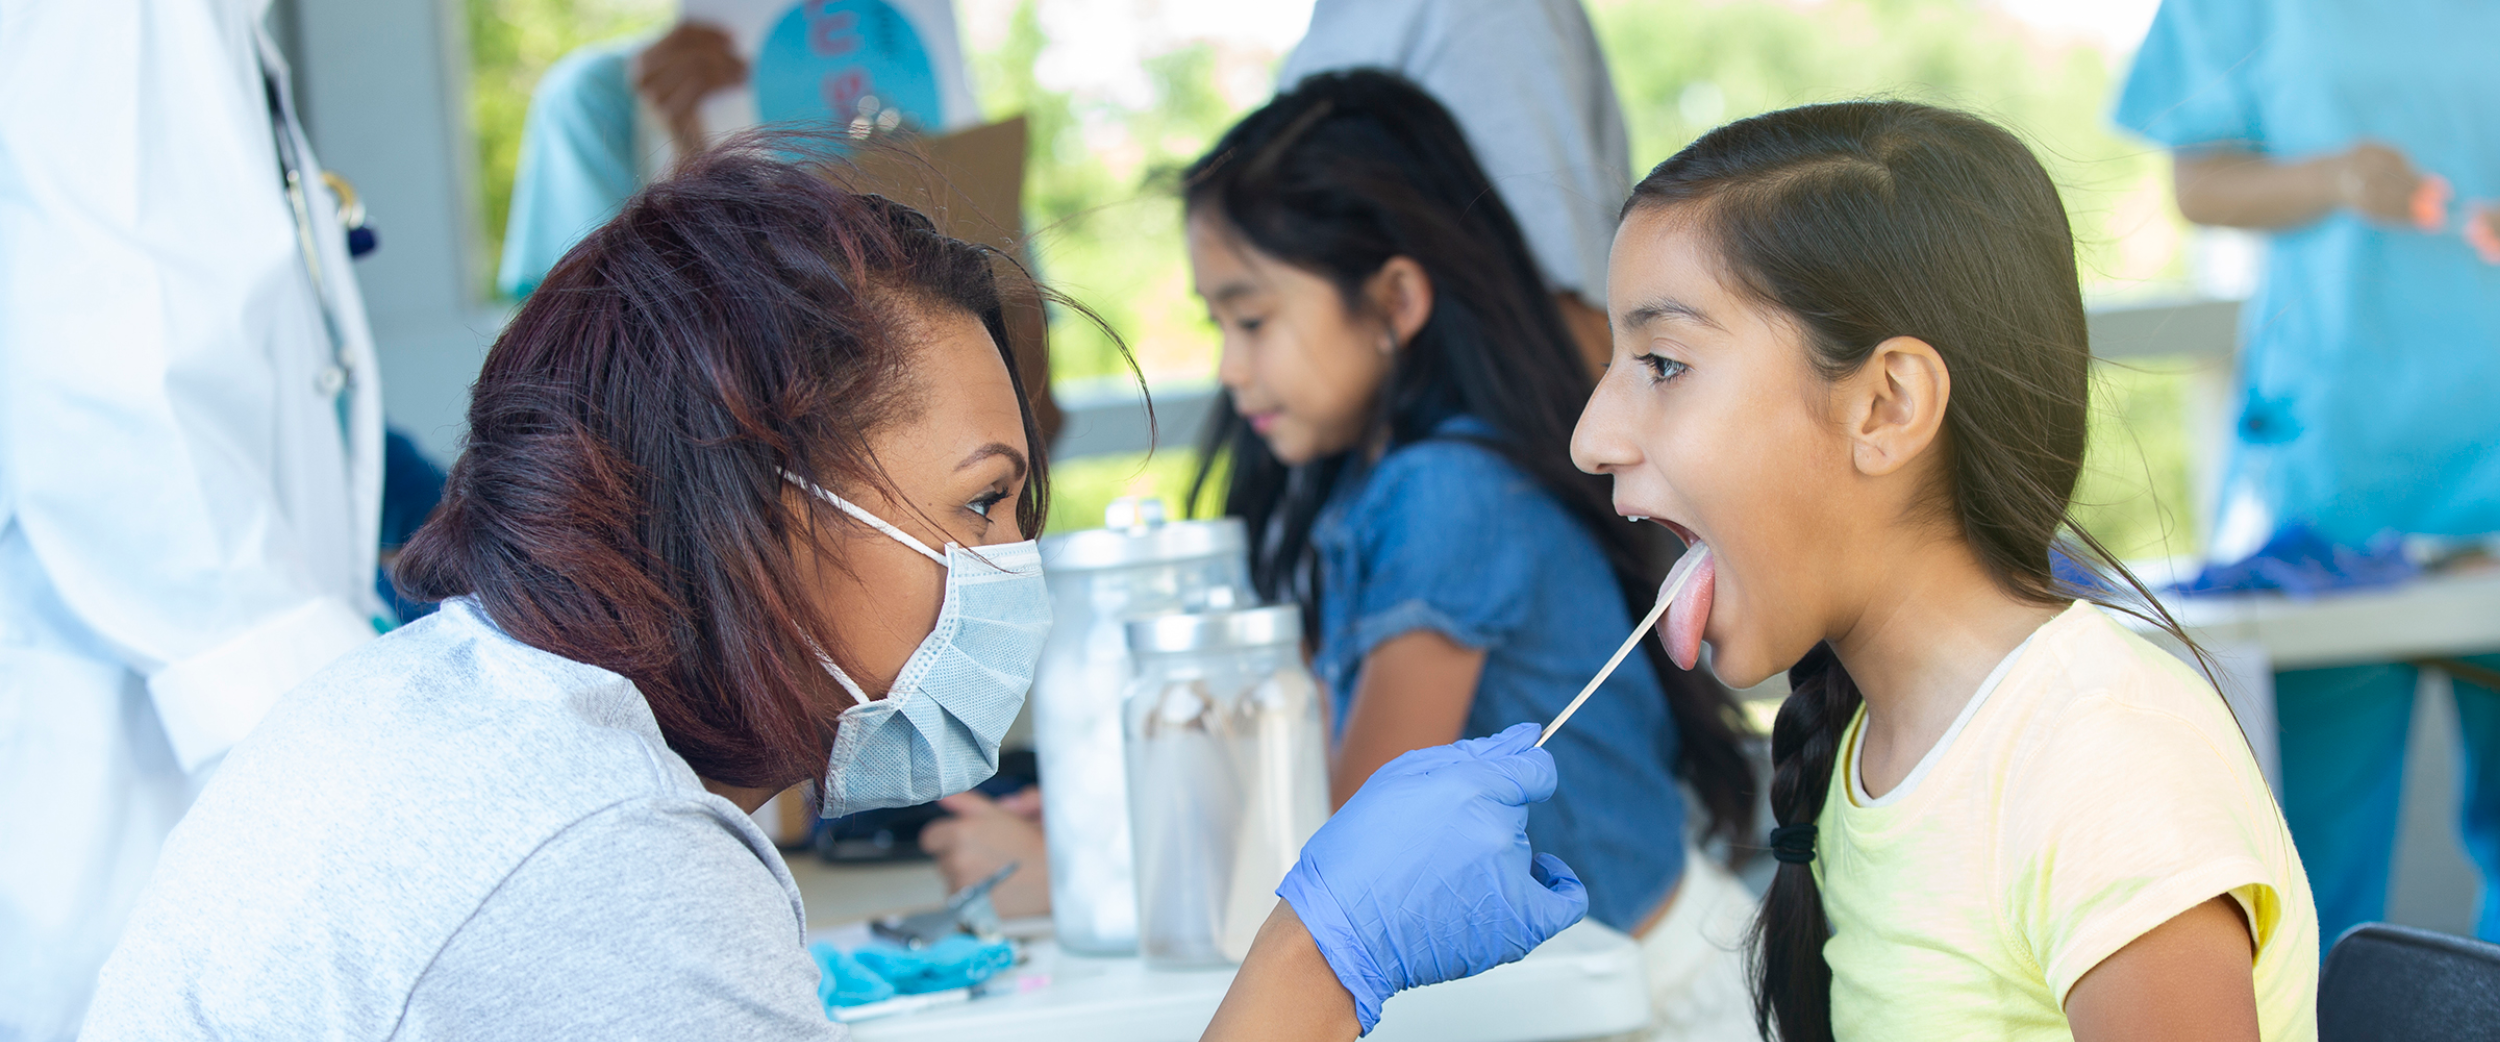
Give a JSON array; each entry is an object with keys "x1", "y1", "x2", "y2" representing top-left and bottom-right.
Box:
[
  {"x1": 1181, "y1": 69, "x2": 1756, "y2": 848},
  {"x1": 395, "y1": 141, "x2": 1063, "y2": 790},
  {"x1": 1625, "y1": 100, "x2": 2206, "y2": 1042}
]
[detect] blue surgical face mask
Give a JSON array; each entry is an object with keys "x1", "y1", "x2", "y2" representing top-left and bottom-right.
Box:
[{"x1": 785, "y1": 473, "x2": 1051, "y2": 818}]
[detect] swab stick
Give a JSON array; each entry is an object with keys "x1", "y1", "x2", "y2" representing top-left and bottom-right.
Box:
[{"x1": 1537, "y1": 545, "x2": 1711, "y2": 748}]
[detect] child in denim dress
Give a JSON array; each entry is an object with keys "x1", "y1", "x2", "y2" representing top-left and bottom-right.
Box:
[{"x1": 1180, "y1": 72, "x2": 1759, "y2": 1017}]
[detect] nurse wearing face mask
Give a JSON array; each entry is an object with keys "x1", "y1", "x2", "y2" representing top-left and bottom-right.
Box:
[{"x1": 77, "y1": 147, "x2": 1583, "y2": 1040}]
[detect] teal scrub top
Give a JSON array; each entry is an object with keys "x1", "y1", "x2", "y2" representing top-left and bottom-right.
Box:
[
  {"x1": 2115, "y1": 0, "x2": 2500, "y2": 544},
  {"x1": 497, "y1": 37, "x2": 647, "y2": 300}
]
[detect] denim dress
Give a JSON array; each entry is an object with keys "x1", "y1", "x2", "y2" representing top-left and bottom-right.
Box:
[{"x1": 1310, "y1": 416, "x2": 1689, "y2": 930}]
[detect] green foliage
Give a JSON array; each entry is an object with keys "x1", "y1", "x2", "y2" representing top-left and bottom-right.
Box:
[
  {"x1": 1043, "y1": 450, "x2": 1227, "y2": 535},
  {"x1": 972, "y1": 4, "x2": 1247, "y2": 384},
  {"x1": 1590, "y1": 0, "x2": 2187, "y2": 290},
  {"x1": 466, "y1": 0, "x2": 671, "y2": 297},
  {"x1": 2073, "y1": 363, "x2": 2203, "y2": 559}
]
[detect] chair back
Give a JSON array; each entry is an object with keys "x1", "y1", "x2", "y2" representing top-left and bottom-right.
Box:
[{"x1": 2319, "y1": 922, "x2": 2500, "y2": 1041}]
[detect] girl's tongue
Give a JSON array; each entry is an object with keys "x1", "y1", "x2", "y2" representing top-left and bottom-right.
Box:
[{"x1": 1660, "y1": 544, "x2": 1716, "y2": 671}]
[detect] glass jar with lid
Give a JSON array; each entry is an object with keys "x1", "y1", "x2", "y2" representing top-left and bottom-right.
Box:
[
  {"x1": 1122, "y1": 603, "x2": 1329, "y2": 968},
  {"x1": 1032, "y1": 498, "x2": 1249, "y2": 954}
]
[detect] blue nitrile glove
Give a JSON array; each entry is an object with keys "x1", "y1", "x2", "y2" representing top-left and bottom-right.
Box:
[{"x1": 1275, "y1": 722, "x2": 1588, "y2": 1033}]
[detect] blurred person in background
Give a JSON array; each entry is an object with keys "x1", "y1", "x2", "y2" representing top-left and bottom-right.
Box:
[
  {"x1": 2117, "y1": 0, "x2": 2500, "y2": 948},
  {"x1": 0, "y1": 0, "x2": 388, "y2": 1036},
  {"x1": 496, "y1": 0, "x2": 1059, "y2": 445},
  {"x1": 496, "y1": 0, "x2": 981, "y2": 300},
  {"x1": 1278, "y1": 0, "x2": 1631, "y2": 376}
]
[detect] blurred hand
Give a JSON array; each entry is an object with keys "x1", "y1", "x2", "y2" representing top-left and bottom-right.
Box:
[
  {"x1": 2333, "y1": 141, "x2": 2424, "y2": 225},
  {"x1": 2467, "y1": 204, "x2": 2500, "y2": 265},
  {"x1": 635, "y1": 21, "x2": 747, "y2": 158},
  {"x1": 920, "y1": 788, "x2": 1051, "y2": 918}
]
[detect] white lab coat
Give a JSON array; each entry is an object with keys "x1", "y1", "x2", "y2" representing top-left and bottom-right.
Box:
[{"x1": 0, "y1": 0, "x2": 384, "y2": 1036}]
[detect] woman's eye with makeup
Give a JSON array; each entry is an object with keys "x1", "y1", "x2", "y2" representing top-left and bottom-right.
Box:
[
  {"x1": 967, "y1": 488, "x2": 1009, "y2": 520},
  {"x1": 1637, "y1": 351, "x2": 1689, "y2": 384}
]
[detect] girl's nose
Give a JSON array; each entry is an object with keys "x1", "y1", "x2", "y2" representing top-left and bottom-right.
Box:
[
  {"x1": 1214, "y1": 336, "x2": 1252, "y2": 391},
  {"x1": 1570, "y1": 370, "x2": 1641, "y2": 475}
]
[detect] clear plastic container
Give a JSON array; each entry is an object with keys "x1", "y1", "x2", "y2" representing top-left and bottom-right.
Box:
[
  {"x1": 1122, "y1": 605, "x2": 1329, "y2": 968},
  {"x1": 1032, "y1": 499, "x2": 1249, "y2": 955}
]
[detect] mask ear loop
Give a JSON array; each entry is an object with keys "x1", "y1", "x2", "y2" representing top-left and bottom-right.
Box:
[
  {"x1": 823, "y1": 660, "x2": 873, "y2": 707},
  {"x1": 780, "y1": 469, "x2": 950, "y2": 709},
  {"x1": 780, "y1": 469, "x2": 951, "y2": 565}
]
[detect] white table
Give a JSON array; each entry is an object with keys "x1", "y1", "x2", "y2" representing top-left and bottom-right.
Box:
[
  {"x1": 2119, "y1": 567, "x2": 2500, "y2": 794},
  {"x1": 838, "y1": 919, "x2": 1651, "y2": 1042},
  {"x1": 2155, "y1": 567, "x2": 2500, "y2": 671}
]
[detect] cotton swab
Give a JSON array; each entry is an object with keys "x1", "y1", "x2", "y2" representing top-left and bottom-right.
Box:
[{"x1": 1537, "y1": 544, "x2": 1711, "y2": 748}]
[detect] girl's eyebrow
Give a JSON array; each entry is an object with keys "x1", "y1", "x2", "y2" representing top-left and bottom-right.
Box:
[
  {"x1": 1201, "y1": 281, "x2": 1260, "y2": 306},
  {"x1": 1621, "y1": 297, "x2": 1722, "y2": 332}
]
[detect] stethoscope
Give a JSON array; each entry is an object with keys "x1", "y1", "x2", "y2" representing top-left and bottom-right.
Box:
[{"x1": 259, "y1": 60, "x2": 374, "y2": 426}]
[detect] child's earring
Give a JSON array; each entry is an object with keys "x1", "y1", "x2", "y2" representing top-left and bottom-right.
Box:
[{"x1": 1379, "y1": 332, "x2": 1397, "y2": 357}]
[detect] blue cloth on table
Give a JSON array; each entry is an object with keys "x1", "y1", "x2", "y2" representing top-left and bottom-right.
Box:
[
  {"x1": 808, "y1": 936, "x2": 1013, "y2": 1014},
  {"x1": 852, "y1": 936, "x2": 1014, "y2": 994},
  {"x1": 2173, "y1": 524, "x2": 2416, "y2": 597},
  {"x1": 2050, "y1": 545, "x2": 2113, "y2": 595},
  {"x1": 809, "y1": 943, "x2": 896, "y2": 1009}
]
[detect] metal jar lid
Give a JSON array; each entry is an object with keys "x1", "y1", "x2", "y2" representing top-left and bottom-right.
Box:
[
  {"x1": 1126, "y1": 604, "x2": 1301, "y2": 654},
  {"x1": 1039, "y1": 497, "x2": 1247, "y2": 572}
]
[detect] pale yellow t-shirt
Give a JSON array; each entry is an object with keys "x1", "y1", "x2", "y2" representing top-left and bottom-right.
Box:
[{"x1": 1816, "y1": 601, "x2": 2319, "y2": 1041}]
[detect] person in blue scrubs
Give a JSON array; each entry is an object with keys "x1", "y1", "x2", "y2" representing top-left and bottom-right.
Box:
[
  {"x1": 499, "y1": 3, "x2": 1059, "y2": 448},
  {"x1": 2117, "y1": 0, "x2": 2500, "y2": 946},
  {"x1": 496, "y1": 34, "x2": 654, "y2": 300}
]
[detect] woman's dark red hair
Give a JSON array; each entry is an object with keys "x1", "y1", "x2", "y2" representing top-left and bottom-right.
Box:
[{"x1": 395, "y1": 142, "x2": 1053, "y2": 789}]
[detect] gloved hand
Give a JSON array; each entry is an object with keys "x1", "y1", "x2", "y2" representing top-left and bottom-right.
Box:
[{"x1": 1276, "y1": 722, "x2": 1588, "y2": 1032}]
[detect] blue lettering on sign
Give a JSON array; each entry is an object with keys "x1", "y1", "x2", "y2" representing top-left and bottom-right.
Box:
[{"x1": 754, "y1": 0, "x2": 943, "y2": 131}]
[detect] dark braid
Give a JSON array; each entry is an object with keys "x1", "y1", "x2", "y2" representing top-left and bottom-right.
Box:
[{"x1": 1752, "y1": 644, "x2": 1861, "y2": 1042}]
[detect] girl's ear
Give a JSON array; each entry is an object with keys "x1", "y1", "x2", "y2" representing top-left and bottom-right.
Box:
[
  {"x1": 1366, "y1": 256, "x2": 1435, "y2": 350},
  {"x1": 1841, "y1": 335, "x2": 1950, "y2": 478}
]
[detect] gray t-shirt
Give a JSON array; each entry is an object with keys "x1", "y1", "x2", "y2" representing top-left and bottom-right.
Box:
[
  {"x1": 81, "y1": 599, "x2": 843, "y2": 1040},
  {"x1": 1277, "y1": 0, "x2": 1632, "y2": 302}
]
